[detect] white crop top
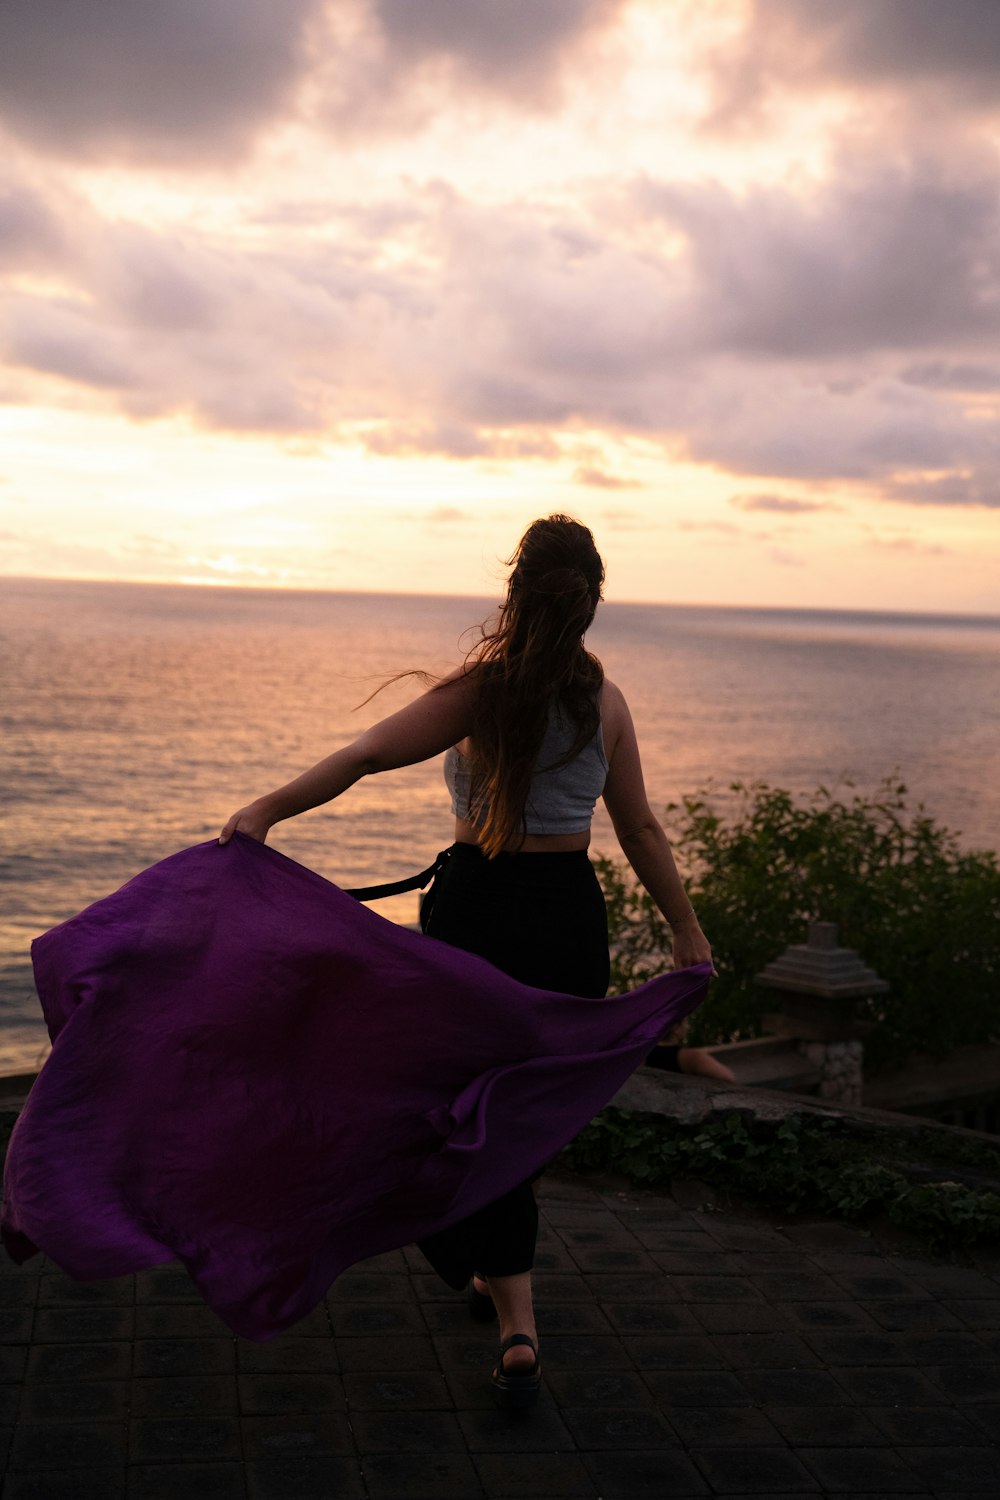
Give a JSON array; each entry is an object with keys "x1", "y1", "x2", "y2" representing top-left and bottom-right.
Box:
[{"x1": 443, "y1": 698, "x2": 609, "y2": 836}]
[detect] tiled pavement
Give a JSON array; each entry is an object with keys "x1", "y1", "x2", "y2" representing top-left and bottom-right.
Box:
[{"x1": 1, "y1": 1168, "x2": 998, "y2": 1499}]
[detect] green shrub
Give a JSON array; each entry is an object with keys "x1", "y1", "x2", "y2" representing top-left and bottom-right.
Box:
[{"x1": 596, "y1": 779, "x2": 1000, "y2": 1069}]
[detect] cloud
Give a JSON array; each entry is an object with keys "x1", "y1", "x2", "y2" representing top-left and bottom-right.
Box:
[
  {"x1": 573, "y1": 467, "x2": 640, "y2": 490},
  {"x1": 638, "y1": 151, "x2": 1000, "y2": 359},
  {"x1": 424, "y1": 506, "x2": 470, "y2": 524},
  {"x1": 730, "y1": 493, "x2": 837, "y2": 514},
  {"x1": 707, "y1": 0, "x2": 1000, "y2": 126},
  {"x1": 374, "y1": 0, "x2": 622, "y2": 102},
  {"x1": 882, "y1": 472, "x2": 1000, "y2": 509},
  {"x1": 0, "y1": 0, "x2": 322, "y2": 162}
]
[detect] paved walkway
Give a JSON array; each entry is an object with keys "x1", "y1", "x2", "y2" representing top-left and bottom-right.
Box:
[{"x1": 1, "y1": 1166, "x2": 998, "y2": 1499}]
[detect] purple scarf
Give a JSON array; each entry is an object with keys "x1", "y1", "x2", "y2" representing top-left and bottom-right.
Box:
[{"x1": 2, "y1": 834, "x2": 709, "y2": 1340}]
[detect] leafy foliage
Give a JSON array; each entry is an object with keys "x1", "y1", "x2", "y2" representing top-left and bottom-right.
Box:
[
  {"x1": 563, "y1": 1108, "x2": 1000, "y2": 1252},
  {"x1": 595, "y1": 779, "x2": 1000, "y2": 1069}
]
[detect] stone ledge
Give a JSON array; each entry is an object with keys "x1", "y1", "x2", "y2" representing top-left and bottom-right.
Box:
[{"x1": 616, "y1": 1066, "x2": 1000, "y2": 1151}]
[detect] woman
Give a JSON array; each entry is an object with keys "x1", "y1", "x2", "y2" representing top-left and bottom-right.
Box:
[{"x1": 219, "y1": 514, "x2": 712, "y2": 1406}]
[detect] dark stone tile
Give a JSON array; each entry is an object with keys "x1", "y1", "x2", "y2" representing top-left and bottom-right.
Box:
[
  {"x1": 784, "y1": 1301, "x2": 881, "y2": 1331},
  {"x1": 343, "y1": 1371, "x2": 452, "y2": 1410},
  {"x1": 642, "y1": 1370, "x2": 749, "y2": 1406},
  {"x1": 583, "y1": 1272, "x2": 683, "y2": 1299},
  {"x1": 750, "y1": 1273, "x2": 846, "y2": 1302},
  {"x1": 134, "y1": 1305, "x2": 230, "y2": 1339},
  {"x1": 128, "y1": 1416, "x2": 241, "y2": 1462},
  {"x1": 246, "y1": 1457, "x2": 366, "y2": 1499},
  {"x1": 285, "y1": 1305, "x2": 334, "y2": 1336},
  {"x1": 328, "y1": 1272, "x2": 412, "y2": 1302},
  {"x1": 38, "y1": 1275, "x2": 133, "y2": 1307},
  {"x1": 559, "y1": 1405, "x2": 675, "y2": 1450},
  {"x1": 832, "y1": 1367, "x2": 948, "y2": 1406},
  {"x1": 781, "y1": 1221, "x2": 876, "y2": 1253},
  {"x1": 689, "y1": 1301, "x2": 792, "y2": 1333},
  {"x1": 867, "y1": 1405, "x2": 985, "y2": 1445},
  {"x1": 650, "y1": 1251, "x2": 750, "y2": 1275},
  {"x1": 473, "y1": 1451, "x2": 598, "y2": 1497},
  {"x1": 9, "y1": 1422, "x2": 127, "y2": 1470},
  {"x1": 0, "y1": 1308, "x2": 33, "y2": 1341},
  {"x1": 766, "y1": 1406, "x2": 886, "y2": 1447},
  {"x1": 539, "y1": 1334, "x2": 633, "y2": 1370},
  {"x1": 0, "y1": 1385, "x2": 18, "y2": 1422},
  {"x1": 906, "y1": 1267, "x2": 1000, "y2": 1299},
  {"x1": 363, "y1": 1451, "x2": 483, "y2": 1498},
  {"x1": 237, "y1": 1373, "x2": 341, "y2": 1415},
  {"x1": 669, "y1": 1405, "x2": 783, "y2": 1447},
  {"x1": 832, "y1": 1273, "x2": 924, "y2": 1300},
  {"x1": 128, "y1": 1375, "x2": 240, "y2": 1417},
  {"x1": 0, "y1": 1277, "x2": 37, "y2": 1307},
  {"x1": 329, "y1": 1301, "x2": 427, "y2": 1337},
  {"x1": 601, "y1": 1301, "x2": 701, "y2": 1334},
  {"x1": 127, "y1": 1463, "x2": 244, "y2": 1499},
  {"x1": 419, "y1": 1302, "x2": 488, "y2": 1334},
  {"x1": 690, "y1": 1445, "x2": 820, "y2": 1492},
  {"x1": 4, "y1": 1469, "x2": 125, "y2": 1499},
  {"x1": 565, "y1": 1246, "x2": 659, "y2": 1272},
  {"x1": 338, "y1": 1335, "x2": 440, "y2": 1372},
  {"x1": 132, "y1": 1339, "x2": 235, "y2": 1377},
  {"x1": 458, "y1": 1404, "x2": 575, "y2": 1453},
  {"x1": 544, "y1": 1370, "x2": 651, "y2": 1408},
  {"x1": 800, "y1": 1445, "x2": 943, "y2": 1492},
  {"x1": 722, "y1": 1333, "x2": 822, "y2": 1368},
  {"x1": 906, "y1": 1332, "x2": 990, "y2": 1364},
  {"x1": 352, "y1": 1409, "x2": 467, "y2": 1454},
  {"x1": 619, "y1": 1335, "x2": 725, "y2": 1370},
  {"x1": 947, "y1": 1299, "x2": 1000, "y2": 1330},
  {"x1": 558, "y1": 1224, "x2": 640, "y2": 1247},
  {"x1": 133, "y1": 1267, "x2": 201, "y2": 1303},
  {"x1": 532, "y1": 1272, "x2": 593, "y2": 1302},
  {"x1": 524, "y1": 1301, "x2": 613, "y2": 1334},
  {"x1": 925, "y1": 1363, "x2": 1000, "y2": 1402},
  {"x1": 583, "y1": 1448, "x2": 710, "y2": 1497},
  {"x1": 670, "y1": 1275, "x2": 764, "y2": 1302},
  {"x1": 639, "y1": 1231, "x2": 725, "y2": 1256},
  {"x1": 964, "y1": 1404, "x2": 1000, "y2": 1441},
  {"x1": 531, "y1": 1247, "x2": 582, "y2": 1274},
  {"x1": 430, "y1": 1333, "x2": 501, "y2": 1372},
  {"x1": 32, "y1": 1307, "x2": 134, "y2": 1343},
  {"x1": 19, "y1": 1380, "x2": 130, "y2": 1422},
  {"x1": 863, "y1": 1299, "x2": 964, "y2": 1332},
  {"x1": 27, "y1": 1341, "x2": 131, "y2": 1383},
  {"x1": 738, "y1": 1369, "x2": 850, "y2": 1407},
  {"x1": 236, "y1": 1338, "x2": 340, "y2": 1373},
  {"x1": 240, "y1": 1412, "x2": 355, "y2": 1459},
  {"x1": 692, "y1": 1221, "x2": 789, "y2": 1253},
  {"x1": 803, "y1": 1332, "x2": 911, "y2": 1366}
]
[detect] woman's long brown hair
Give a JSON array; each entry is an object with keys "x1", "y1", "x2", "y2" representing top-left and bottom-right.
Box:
[{"x1": 464, "y1": 515, "x2": 605, "y2": 856}]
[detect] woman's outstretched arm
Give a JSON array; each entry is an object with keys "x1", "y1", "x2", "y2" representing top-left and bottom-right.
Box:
[
  {"x1": 219, "y1": 672, "x2": 475, "y2": 844},
  {"x1": 600, "y1": 679, "x2": 714, "y2": 973}
]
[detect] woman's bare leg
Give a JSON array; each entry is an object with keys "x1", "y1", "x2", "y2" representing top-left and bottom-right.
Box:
[{"x1": 479, "y1": 1271, "x2": 538, "y2": 1371}]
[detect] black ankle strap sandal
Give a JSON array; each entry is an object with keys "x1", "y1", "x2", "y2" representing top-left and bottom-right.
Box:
[{"x1": 491, "y1": 1333, "x2": 541, "y2": 1411}]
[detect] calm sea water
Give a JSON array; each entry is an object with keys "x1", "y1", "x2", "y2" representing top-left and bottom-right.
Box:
[{"x1": 3, "y1": 577, "x2": 999, "y2": 1074}]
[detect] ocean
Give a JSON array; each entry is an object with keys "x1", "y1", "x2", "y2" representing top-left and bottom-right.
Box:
[{"x1": 3, "y1": 577, "x2": 999, "y2": 1075}]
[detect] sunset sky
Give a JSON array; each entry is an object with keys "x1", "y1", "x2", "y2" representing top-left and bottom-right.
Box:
[{"x1": 1, "y1": 0, "x2": 999, "y2": 611}]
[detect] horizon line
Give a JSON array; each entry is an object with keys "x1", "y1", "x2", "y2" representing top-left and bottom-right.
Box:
[{"x1": 2, "y1": 572, "x2": 999, "y2": 627}]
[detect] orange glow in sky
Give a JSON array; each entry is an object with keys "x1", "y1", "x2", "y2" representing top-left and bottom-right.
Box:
[{"x1": 1, "y1": 0, "x2": 998, "y2": 611}]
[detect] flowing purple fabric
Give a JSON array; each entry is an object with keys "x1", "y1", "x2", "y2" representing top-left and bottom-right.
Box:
[{"x1": 2, "y1": 834, "x2": 709, "y2": 1340}]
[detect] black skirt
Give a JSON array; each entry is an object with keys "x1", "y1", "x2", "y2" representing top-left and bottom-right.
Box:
[{"x1": 417, "y1": 842, "x2": 610, "y2": 1284}]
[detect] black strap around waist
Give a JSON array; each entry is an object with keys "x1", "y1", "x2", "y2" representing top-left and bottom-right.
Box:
[{"x1": 345, "y1": 847, "x2": 453, "y2": 903}]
